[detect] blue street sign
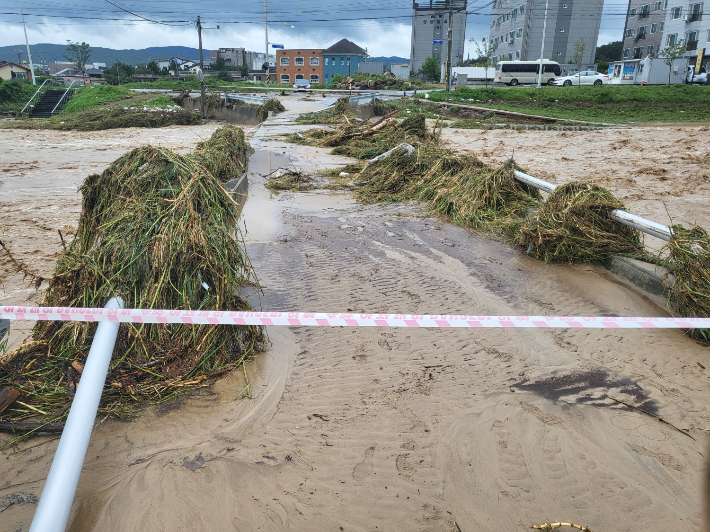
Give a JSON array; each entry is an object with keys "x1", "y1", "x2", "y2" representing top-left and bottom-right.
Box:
[
  {"x1": 433, "y1": 40, "x2": 444, "y2": 44},
  {"x1": 271, "y1": 44, "x2": 284, "y2": 49}
]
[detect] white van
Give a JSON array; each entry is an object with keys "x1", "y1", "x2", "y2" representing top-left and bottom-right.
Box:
[{"x1": 494, "y1": 61, "x2": 561, "y2": 86}]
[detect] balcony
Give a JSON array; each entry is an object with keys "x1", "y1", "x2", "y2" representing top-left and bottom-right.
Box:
[
  {"x1": 639, "y1": 11, "x2": 650, "y2": 18},
  {"x1": 635, "y1": 32, "x2": 647, "y2": 41},
  {"x1": 688, "y1": 12, "x2": 703, "y2": 21},
  {"x1": 686, "y1": 40, "x2": 699, "y2": 50},
  {"x1": 633, "y1": 50, "x2": 643, "y2": 59}
]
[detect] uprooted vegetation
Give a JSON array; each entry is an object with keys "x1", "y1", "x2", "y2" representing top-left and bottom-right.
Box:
[
  {"x1": 296, "y1": 97, "x2": 355, "y2": 125},
  {"x1": 257, "y1": 98, "x2": 286, "y2": 121},
  {"x1": 0, "y1": 125, "x2": 265, "y2": 432},
  {"x1": 284, "y1": 112, "x2": 709, "y2": 337}
]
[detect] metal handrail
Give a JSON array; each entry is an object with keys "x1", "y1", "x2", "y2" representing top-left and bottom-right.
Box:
[
  {"x1": 20, "y1": 79, "x2": 52, "y2": 116},
  {"x1": 29, "y1": 297, "x2": 124, "y2": 532},
  {"x1": 50, "y1": 80, "x2": 78, "y2": 115},
  {"x1": 513, "y1": 170, "x2": 673, "y2": 241}
]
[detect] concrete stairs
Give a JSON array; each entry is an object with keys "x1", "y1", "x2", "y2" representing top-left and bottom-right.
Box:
[{"x1": 29, "y1": 89, "x2": 76, "y2": 118}]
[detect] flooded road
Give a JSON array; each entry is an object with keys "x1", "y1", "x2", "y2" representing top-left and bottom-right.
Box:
[{"x1": 2, "y1": 98, "x2": 709, "y2": 532}]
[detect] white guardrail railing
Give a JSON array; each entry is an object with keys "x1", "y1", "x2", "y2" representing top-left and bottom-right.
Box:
[
  {"x1": 29, "y1": 297, "x2": 123, "y2": 532},
  {"x1": 513, "y1": 170, "x2": 673, "y2": 241}
]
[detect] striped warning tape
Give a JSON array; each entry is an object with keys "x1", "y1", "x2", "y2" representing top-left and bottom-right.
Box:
[{"x1": 1, "y1": 306, "x2": 709, "y2": 329}]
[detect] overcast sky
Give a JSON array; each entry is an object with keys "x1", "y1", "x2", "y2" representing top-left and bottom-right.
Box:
[{"x1": 1, "y1": 0, "x2": 626, "y2": 58}]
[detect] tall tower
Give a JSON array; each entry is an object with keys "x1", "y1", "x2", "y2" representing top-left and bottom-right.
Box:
[{"x1": 410, "y1": 0, "x2": 468, "y2": 74}]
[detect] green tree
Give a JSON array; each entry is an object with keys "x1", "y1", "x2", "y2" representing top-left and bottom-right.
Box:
[
  {"x1": 211, "y1": 57, "x2": 226, "y2": 71},
  {"x1": 64, "y1": 40, "x2": 92, "y2": 70},
  {"x1": 238, "y1": 64, "x2": 250, "y2": 78},
  {"x1": 146, "y1": 60, "x2": 160, "y2": 74},
  {"x1": 217, "y1": 70, "x2": 232, "y2": 82},
  {"x1": 571, "y1": 40, "x2": 587, "y2": 86},
  {"x1": 470, "y1": 37, "x2": 498, "y2": 87},
  {"x1": 104, "y1": 62, "x2": 135, "y2": 85},
  {"x1": 659, "y1": 42, "x2": 687, "y2": 85},
  {"x1": 595, "y1": 41, "x2": 623, "y2": 63},
  {"x1": 419, "y1": 56, "x2": 441, "y2": 82}
]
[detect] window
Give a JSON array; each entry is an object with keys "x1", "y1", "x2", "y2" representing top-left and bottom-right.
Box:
[
  {"x1": 340, "y1": 57, "x2": 344, "y2": 65},
  {"x1": 648, "y1": 44, "x2": 655, "y2": 54},
  {"x1": 667, "y1": 33, "x2": 678, "y2": 45},
  {"x1": 280, "y1": 74, "x2": 289, "y2": 82},
  {"x1": 661, "y1": 21, "x2": 664, "y2": 30},
  {"x1": 689, "y1": 2, "x2": 702, "y2": 21},
  {"x1": 520, "y1": 4, "x2": 525, "y2": 14},
  {"x1": 295, "y1": 57, "x2": 304, "y2": 66},
  {"x1": 563, "y1": 3, "x2": 568, "y2": 7},
  {"x1": 347, "y1": 57, "x2": 350, "y2": 65},
  {"x1": 651, "y1": 22, "x2": 657, "y2": 33},
  {"x1": 654, "y1": 0, "x2": 661, "y2": 9},
  {"x1": 295, "y1": 74, "x2": 304, "y2": 79},
  {"x1": 633, "y1": 46, "x2": 643, "y2": 58},
  {"x1": 310, "y1": 74, "x2": 319, "y2": 83},
  {"x1": 664, "y1": 0, "x2": 668, "y2": 7},
  {"x1": 324, "y1": 57, "x2": 329, "y2": 65},
  {"x1": 708, "y1": 29, "x2": 710, "y2": 41},
  {"x1": 637, "y1": 25, "x2": 647, "y2": 38},
  {"x1": 556, "y1": 51, "x2": 562, "y2": 55},
  {"x1": 639, "y1": 3, "x2": 651, "y2": 17},
  {"x1": 510, "y1": 30, "x2": 515, "y2": 39},
  {"x1": 626, "y1": 28, "x2": 633, "y2": 37},
  {"x1": 515, "y1": 50, "x2": 521, "y2": 59},
  {"x1": 280, "y1": 57, "x2": 289, "y2": 66},
  {"x1": 671, "y1": 6, "x2": 681, "y2": 18},
  {"x1": 630, "y1": 7, "x2": 637, "y2": 15},
  {"x1": 623, "y1": 48, "x2": 630, "y2": 58},
  {"x1": 559, "y1": 27, "x2": 565, "y2": 32},
  {"x1": 310, "y1": 57, "x2": 319, "y2": 66},
  {"x1": 517, "y1": 27, "x2": 523, "y2": 37},
  {"x1": 687, "y1": 30, "x2": 698, "y2": 41}
]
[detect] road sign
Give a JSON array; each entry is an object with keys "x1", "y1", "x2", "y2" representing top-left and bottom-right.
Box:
[
  {"x1": 433, "y1": 40, "x2": 444, "y2": 44},
  {"x1": 271, "y1": 44, "x2": 284, "y2": 49}
]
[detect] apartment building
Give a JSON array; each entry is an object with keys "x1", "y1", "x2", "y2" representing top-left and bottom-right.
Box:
[
  {"x1": 276, "y1": 49, "x2": 323, "y2": 85},
  {"x1": 621, "y1": 0, "x2": 668, "y2": 59},
  {"x1": 410, "y1": 0, "x2": 468, "y2": 74},
  {"x1": 658, "y1": 0, "x2": 709, "y2": 72},
  {"x1": 489, "y1": 0, "x2": 602, "y2": 65}
]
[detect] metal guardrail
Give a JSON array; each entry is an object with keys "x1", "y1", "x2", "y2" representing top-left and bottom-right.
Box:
[
  {"x1": 513, "y1": 170, "x2": 673, "y2": 241},
  {"x1": 50, "y1": 81, "x2": 78, "y2": 116},
  {"x1": 21, "y1": 79, "x2": 53, "y2": 116},
  {"x1": 29, "y1": 297, "x2": 124, "y2": 532},
  {"x1": 222, "y1": 92, "x2": 270, "y2": 105}
]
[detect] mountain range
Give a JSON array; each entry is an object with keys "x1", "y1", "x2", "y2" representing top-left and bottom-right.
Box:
[{"x1": 1, "y1": 44, "x2": 409, "y2": 67}]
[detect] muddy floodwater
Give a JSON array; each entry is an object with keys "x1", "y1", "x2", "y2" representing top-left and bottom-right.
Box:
[{"x1": 1, "y1": 98, "x2": 709, "y2": 531}]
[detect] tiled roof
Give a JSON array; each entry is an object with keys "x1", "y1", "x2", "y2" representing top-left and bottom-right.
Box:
[{"x1": 323, "y1": 39, "x2": 367, "y2": 55}]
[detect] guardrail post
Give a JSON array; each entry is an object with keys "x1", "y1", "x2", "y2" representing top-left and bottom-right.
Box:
[{"x1": 29, "y1": 297, "x2": 124, "y2": 532}]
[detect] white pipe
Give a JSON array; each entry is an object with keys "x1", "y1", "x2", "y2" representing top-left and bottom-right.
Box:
[
  {"x1": 513, "y1": 170, "x2": 673, "y2": 241},
  {"x1": 29, "y1": 297, "x2": 124, "y2": 532}
]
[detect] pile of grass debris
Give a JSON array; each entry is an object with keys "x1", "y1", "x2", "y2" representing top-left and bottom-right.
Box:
[
  {"x1": 289, "y1": 112, "x2": 429, "y2": 160},
  {"x1": 266, "y1": 170, "x2": 316, "y2": 191},
  {"x1": 663, "y1": 225, "x2": 710, "y2": 341},
  {"x1": 517, "y1": 182, "x2": 646, "y2": 263},
  {"x1": 193, "y1": 123, "x2": 250, "y2": 182},
  {"x1": 296, "y1": 97, "x2": 355, "y2": 125},
  {"x1": 0, "y1": 126, "x2": 265, "y2": 430},
  {"x1": 257, "y1": 98, "x2": 286, "y2": 121}
]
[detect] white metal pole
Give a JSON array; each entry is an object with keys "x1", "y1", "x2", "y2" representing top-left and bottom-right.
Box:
[
  {"x1": 29, "y1": 297, "x2": 124, "y2": 532},
  {"x1": 19, "y1": 0, "x2": 36, "y2": 85},
  {"x1": 536, "y1": 0, "x2": 550, "y2": 89}
]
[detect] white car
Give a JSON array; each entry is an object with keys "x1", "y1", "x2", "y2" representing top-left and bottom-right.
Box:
[{"x1": 551, "y1": 71, "x2": 609, "y2": 86}]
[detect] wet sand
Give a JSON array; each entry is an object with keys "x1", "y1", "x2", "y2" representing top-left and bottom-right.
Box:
[{"x1": 2, "y1": 100, "x2": 709, "y2": 531}]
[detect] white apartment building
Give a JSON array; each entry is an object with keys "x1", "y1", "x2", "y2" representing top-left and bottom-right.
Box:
[{"x1": 657, "y1": 0, "x2": 709, "y2": 72}]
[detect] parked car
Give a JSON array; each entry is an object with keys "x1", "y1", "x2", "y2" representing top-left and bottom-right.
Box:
[
  {"x1": 293, "y1": 79, "x2": 311, "y2": 92},
  {"x1": 686, "y1": 66, "x2": 708, "y2": 84},
  {"x1": 550, "y1": 71, "x2": 609, "y2": 86}
]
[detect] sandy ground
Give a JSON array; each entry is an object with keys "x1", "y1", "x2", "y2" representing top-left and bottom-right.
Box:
[
  {"x1": 442, "y1": 125, "x2": 710, "y2": 250},
  {"x1": 2, "y1": 99, "x2": 710, "y2": 531}
]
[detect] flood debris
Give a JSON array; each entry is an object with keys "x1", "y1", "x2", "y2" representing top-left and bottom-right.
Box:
[
  {"x1": 296, "y1": 97, "x2": 355, "y2": 125},
  {"x1": 256, "y1": 98, "x2": 286, "y2": 122},
  {"x1": 0, "y1": 125, "x2": 265, "y2": 429},
  {"x1": 266, "y1": 169, "x2": 316, "y2": 191},
  {"x1": 663, "y1": 225, "x2": 710, "y2": 341},
  {"x1": 517, "y1": 182, "x2": 646, "y2": 263}
]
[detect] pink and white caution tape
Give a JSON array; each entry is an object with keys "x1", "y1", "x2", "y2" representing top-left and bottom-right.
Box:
[{"x1": 1, "y1": 306, "x2": 709, "y2": 329}]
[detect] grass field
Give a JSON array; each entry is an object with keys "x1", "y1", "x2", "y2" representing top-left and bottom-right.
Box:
[
  {"x1": 0, "y1": 79, "x2": 44, "y2": 114},
  {"x1": 425, "y1": 85, "x2": 710, "y2": 123}
]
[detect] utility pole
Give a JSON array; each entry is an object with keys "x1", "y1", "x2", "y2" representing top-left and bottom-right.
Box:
[
  {"x1": 116, "y1": 57, "x2": 121, "y2": 85},
  {"x1": 197, "y1": 15, "x2": 205, "y2": 117},
  {"x1": 16, "y1": 49, "x2": 23, "y2": 65},
  {"x1": 19, "y1": 0, "x2": 36, "y2": 84},
  {"x1": 264, "y1": 0, "x2": 270, "y2": 84},
  {"x1": 536, "y1": 0, "x2": 550, "y2": 89},
  {"x1": 446, "y1": 0, "x2": 454, "y2": 91}
]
